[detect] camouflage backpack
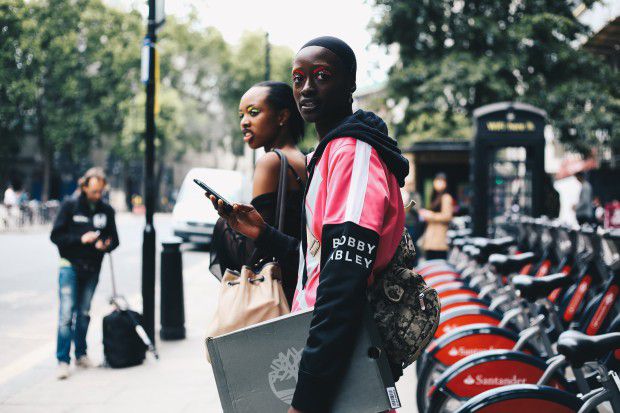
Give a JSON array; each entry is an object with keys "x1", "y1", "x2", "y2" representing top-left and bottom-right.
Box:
[{"x1": 367, "y1": 229, "x2": 441, "y2": 379}]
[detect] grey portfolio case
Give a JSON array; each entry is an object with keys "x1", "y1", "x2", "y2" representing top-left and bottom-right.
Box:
[{"x1": 206, "y1": 308, "x2": 401, "y2": 413}]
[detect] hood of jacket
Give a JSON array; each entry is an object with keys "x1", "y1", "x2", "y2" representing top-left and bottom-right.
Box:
[{"x1": 308, "y1": 110, "x2": 409, "y2": 187}]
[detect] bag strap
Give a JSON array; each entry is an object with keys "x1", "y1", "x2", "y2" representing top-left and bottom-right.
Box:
[
  {"x1": 287, "y1": 163, "x2": 304, "y2": 187},
  {"x1": 272, "y1": 149, "x2": 289, "y2": 232},
  {"x1": 249, "y1": 149, "x2": 296, "y2": 269}
]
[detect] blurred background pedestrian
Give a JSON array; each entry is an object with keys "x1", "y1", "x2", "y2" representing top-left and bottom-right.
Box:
[
  {"x1": 50, "y1": 168, "x2": 119, "y2": 380},
  {"x1": 419, "y1": 172, "x2": 454, "y2": 260}
]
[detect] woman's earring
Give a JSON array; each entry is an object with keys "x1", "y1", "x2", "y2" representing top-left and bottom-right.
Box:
[{"x1": 279, "y1": 123, "x2": 283, "y2": 126}]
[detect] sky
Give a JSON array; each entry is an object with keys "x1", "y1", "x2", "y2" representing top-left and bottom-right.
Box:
[{"x1": 108, "y1": 0, "x2": 397, "y2": 89}]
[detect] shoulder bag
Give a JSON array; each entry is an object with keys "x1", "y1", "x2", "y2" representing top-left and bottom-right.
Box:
[{"x1": 205, "y1": 150, "x2": 292, "y2": 347}]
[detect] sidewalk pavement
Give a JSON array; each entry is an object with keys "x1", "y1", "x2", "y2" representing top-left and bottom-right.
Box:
[{"x1": 0, "y1": 255, "x2": 418, "y2": 412}]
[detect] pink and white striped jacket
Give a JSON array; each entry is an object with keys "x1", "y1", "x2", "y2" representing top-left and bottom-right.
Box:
[{"x1": 292, "y1": 136, "x2": 405, "y2": 312}]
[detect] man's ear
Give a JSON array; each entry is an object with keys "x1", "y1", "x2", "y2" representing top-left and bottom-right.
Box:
[{"x1": 350, "y1": 81, "x2": 357, "y2": 95}]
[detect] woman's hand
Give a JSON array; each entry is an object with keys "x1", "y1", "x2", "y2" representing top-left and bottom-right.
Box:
[
  {"x1": 208, "y1": 195, "x2": 266, "y2": 240},
  {"x1": 418, "y1": 208, "x2": 432, "y2": 220},
  {"x1": 287, "y1": 408, "x2": 304, "y2": 413}
]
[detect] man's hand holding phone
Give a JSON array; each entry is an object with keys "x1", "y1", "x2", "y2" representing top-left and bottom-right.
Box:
[
  {"x1": 95, "y1": 238, "x2": 111, "y2": 251},
  {"x1": 81, "y1": 231, "x2": 100, "y2": 244},
  {"x1": 208, "y1": 195, "x2": 266, "y2": 241}
]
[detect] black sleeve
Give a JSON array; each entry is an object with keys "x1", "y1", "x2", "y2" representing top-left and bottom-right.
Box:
[
  {"x1": 254, "y1": 223, "x2": 299, "y2": 267},
  {"x1": 291, "y1": 221, "x2": 379, "y2": 413},
  {"x1": 50, "y1": 201, "x2": 81, "y2": 248},
  {"x1": 105, "y1": 209, "x2": 119, "y2": 252}
]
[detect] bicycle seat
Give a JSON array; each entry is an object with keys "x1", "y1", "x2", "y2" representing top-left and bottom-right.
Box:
[
  {"x1": 455, "y1": 229, "x2": 472, "y2": 238},
  {"x1": 476, "y1": 237, "x2": 515, "y2": 255},
  {"x1": 511, "y1": 273, "x2": 573, "y2": 302},
  {"x1": 463, "y1": 245, "x2": 480, "y2": 259},
  {"x1": 557, "y1": 330, "x2": 620, "y2": 367},
  {"x1": 472, "y1": 237, "x2": 492, "y2": 248},
  {"x1": 489, "y1": 252, "x2": 536, "y2": 274}
]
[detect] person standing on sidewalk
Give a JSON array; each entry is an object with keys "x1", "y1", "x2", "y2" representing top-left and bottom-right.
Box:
[
  {"x1": 50, "y1": 168, "x2": 119, "y2": 379},
  {"x1": 419, "y1": 172, "x2": 454, "y2": 260},
  {"x1": 211, "y1": 36, "x2": 408, "y2": 413}
]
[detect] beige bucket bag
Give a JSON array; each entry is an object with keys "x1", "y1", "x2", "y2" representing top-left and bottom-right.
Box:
[
  {"x1": 205, "y1": 262, "x2": 290, "y2": 341},
  {"x1": 206, "y1": 149, "x2": 293, "y2": 353}
]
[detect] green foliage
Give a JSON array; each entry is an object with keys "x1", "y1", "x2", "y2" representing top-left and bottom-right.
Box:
[
  {"x1": 115, "y1": 15, "x2": 231, "y2": 164},
  {"x1": 0, "y1": 0, "x2": 142, "y2": 155},
  {"x1": 0, "y1": 0, "x2": 35, "y2": 156},
  {"x1": 1, "y1": 0, "x2": 296, "y2": 199},
  {"x1": 372, "y1": 0, "x2": 620, "y2": 151}
]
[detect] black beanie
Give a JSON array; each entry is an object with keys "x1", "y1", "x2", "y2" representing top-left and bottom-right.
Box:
[{"x1": 300, "y1": 36, "x2": 357, "y2": 84}]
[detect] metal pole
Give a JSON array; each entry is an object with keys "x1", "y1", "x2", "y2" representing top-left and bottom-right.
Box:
[{"x1": 142, "y1": 0, "x2": 157, "y2": 343}]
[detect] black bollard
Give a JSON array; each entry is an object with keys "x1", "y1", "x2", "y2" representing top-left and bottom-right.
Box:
[{"x1": 160, "y1": 237, "x2": 186, "y2": 340}]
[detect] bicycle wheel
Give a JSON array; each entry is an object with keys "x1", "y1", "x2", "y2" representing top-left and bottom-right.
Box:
[
  {"x1": 428, "y1": 350, "x2": 569, "y2": 412},
  {"x1": 416, "y1": 355, "x2": 447, "y2": 412},
  {"x1": 455, "y1": 384, "x2": 581, "y2": 413}
]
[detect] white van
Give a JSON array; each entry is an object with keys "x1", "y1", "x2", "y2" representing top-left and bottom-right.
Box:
[{"x1": 172, "y1": 168, "x2": 250, "y2": 244}]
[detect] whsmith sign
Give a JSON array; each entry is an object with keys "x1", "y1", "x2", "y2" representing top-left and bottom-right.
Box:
[
  {"x1": 474, "y1": 102, "x2": 546, "y2": 138},
  {"x1": 484, "y1": 120, "x2": 536, "y2": 133}
]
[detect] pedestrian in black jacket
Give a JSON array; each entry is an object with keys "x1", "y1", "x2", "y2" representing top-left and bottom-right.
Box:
[{"x1": 50, "y1": 169, "x2": 119, "y2": 379}]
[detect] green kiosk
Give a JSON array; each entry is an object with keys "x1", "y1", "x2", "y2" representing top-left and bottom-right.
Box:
[{"x1": 471, "y1": 102, "x2": 547, "y2": 236}]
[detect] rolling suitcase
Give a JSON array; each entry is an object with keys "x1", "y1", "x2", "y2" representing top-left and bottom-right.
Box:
[{"x1": 102, "y1": 253, "x2": 159, "y2": 368}]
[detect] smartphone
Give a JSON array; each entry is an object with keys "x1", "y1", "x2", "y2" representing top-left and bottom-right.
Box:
[{"x1": 193, "y1": 179, "x2": 233, "y2": 212}]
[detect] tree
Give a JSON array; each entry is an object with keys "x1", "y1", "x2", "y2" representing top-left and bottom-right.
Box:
[
  {"x1": 1, "y1": 3, "x2": 297, "y2": 202},
  {"x1": 372, "y1": 0, "x2": 620, "y2": 152},
  {"x1": 0, "y1": 0, "x2": 142, "y2": 199},
  {"x1": 114, "y1": 16, "x2": 235, "y2": 208},
  {"x1": 0, "y1": 0, "x2": 34, "y2": 164}
]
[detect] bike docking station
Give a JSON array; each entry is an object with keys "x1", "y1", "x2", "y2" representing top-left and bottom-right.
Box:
[{"x1": 206, "y1": 306, "x2": 400, "y2": 413}]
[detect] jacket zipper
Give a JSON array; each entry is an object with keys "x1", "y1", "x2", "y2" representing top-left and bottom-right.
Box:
[{"x1": 419, "y1": 287, "x2": 433, "y2": 311}]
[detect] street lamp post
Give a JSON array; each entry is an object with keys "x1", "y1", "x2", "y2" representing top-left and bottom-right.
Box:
[{"x1": 142, "y1": 0, "x2": 164, "y2": 343}]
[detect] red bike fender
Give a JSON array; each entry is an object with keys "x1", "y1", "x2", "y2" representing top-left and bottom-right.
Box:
[
  {"x1": 438, "y1": 289, "x2": 478, "y2": 301},
  {"x1": 535, "y1": 260, "x2": 551, "y2": 277},
  {"x1": 444, "y1": 358, "x2": 564, "y2": 398},
  {"x1": 418, "y1": 264, "x2": 452, "y2": 274},
  {"x1": 563, "y1": 275, "x2": 592, "y2": 322},
  {"x1": 435, "y1": 314, "x2": 501, "y2": 338},
  {"x1": 586, "y1": 284, "x2": 619, "y2": 335},
  {"x1": 474, "y1": 397, "x2": 576, "y2": 413},
  {"x1": 441, "y1": 300, "x2": 488, "y2": 312},
  {"x1": 433, "y1": 334, "x2": 518, "y2": 366},
  {"x1": 548, "y1": 265, "x2": 572, "y2": 303},
  {"x1": 432, "y1": 280, "x2": 466, "y2": 290},
  {"x1": 426, "y1": 274, "x2": 460, "y2": 286}
]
